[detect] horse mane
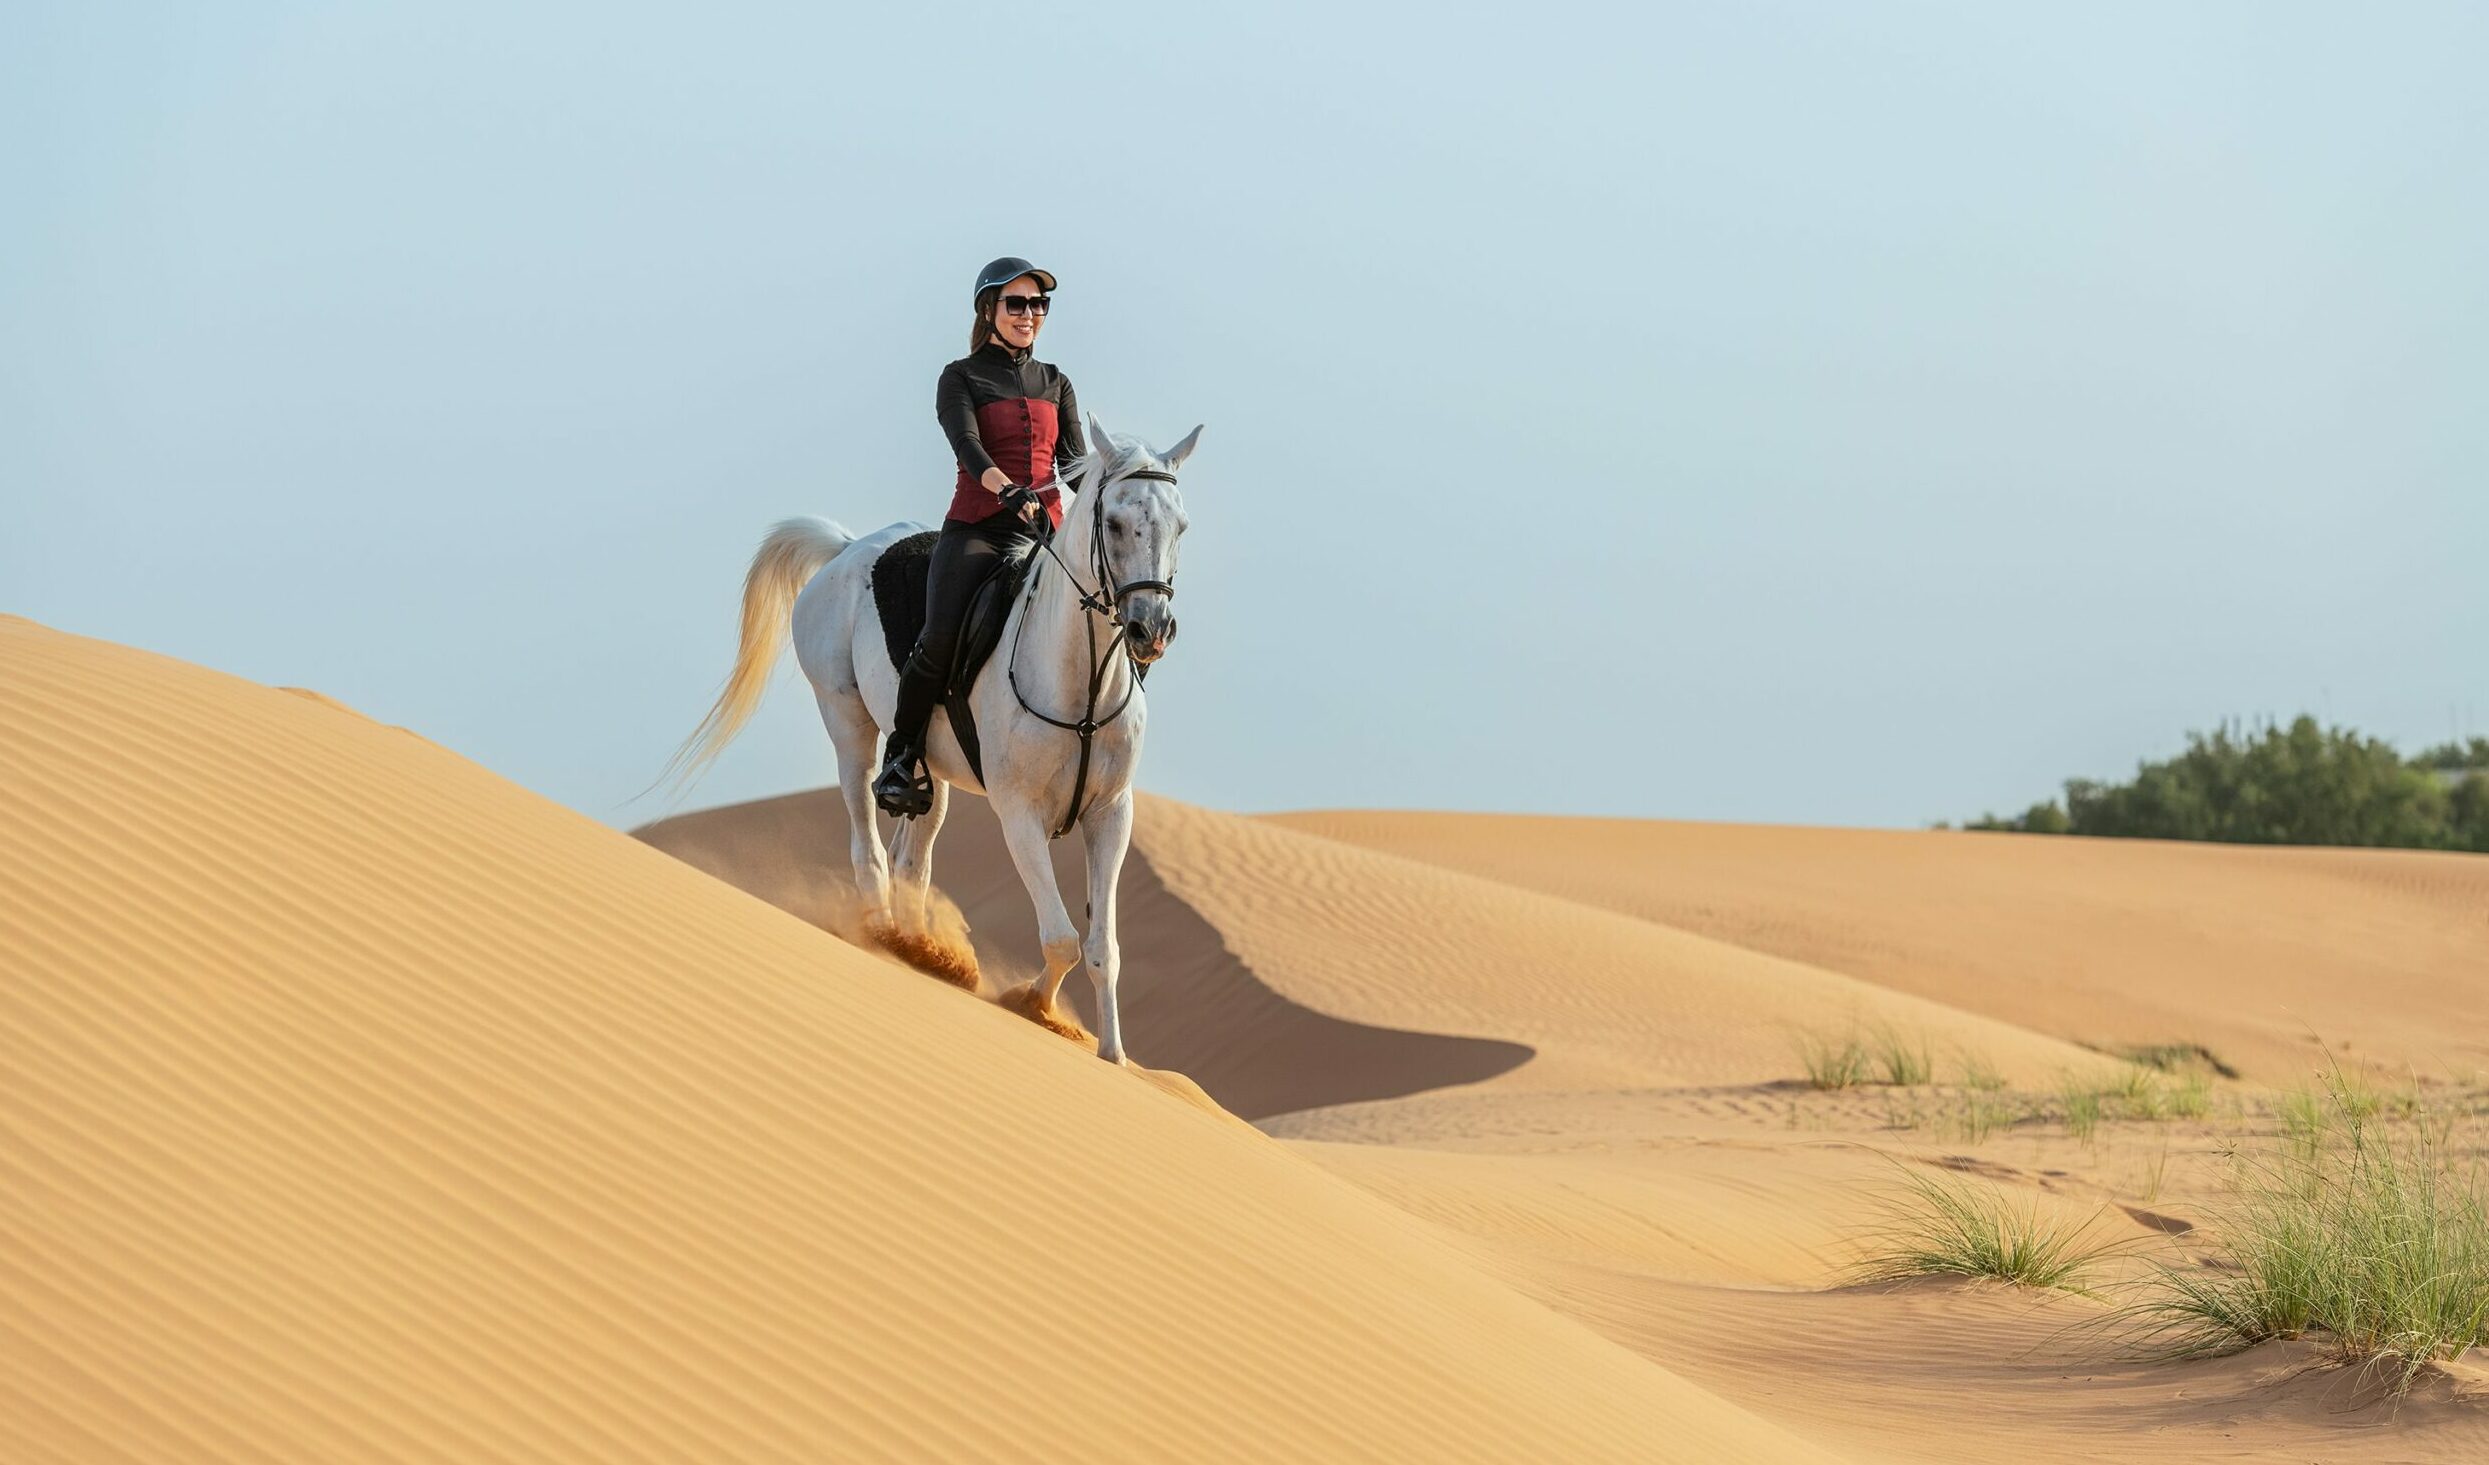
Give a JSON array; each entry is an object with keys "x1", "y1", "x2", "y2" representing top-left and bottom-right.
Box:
[{"x1": 1056, "y1": 431, "x2": 1154, "y2": 503}]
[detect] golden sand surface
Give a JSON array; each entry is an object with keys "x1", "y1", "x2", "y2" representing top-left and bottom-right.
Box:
[
  {"x1": 10, "y1": 615, "x2": 2487, "y2": 1461},
  {"x1": 1, "y1": 619, "x2": 1826, "y2": 1463},
  {"x1": 651, "y1": 786, "x2": 2489, "y2": 1461}
]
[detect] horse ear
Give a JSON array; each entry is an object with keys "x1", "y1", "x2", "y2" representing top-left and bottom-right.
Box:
[
  {"x1": 1084, "y1": 411, "x2": 1112, "y2": 460},
  {"x1": 1162, "y1": 424, "x2": 1204, "y2": 471}
]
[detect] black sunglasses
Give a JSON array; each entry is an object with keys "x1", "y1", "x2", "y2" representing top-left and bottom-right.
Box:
[{"x1": 999, "y1": 293, "x2": 1052, "y2": 318}]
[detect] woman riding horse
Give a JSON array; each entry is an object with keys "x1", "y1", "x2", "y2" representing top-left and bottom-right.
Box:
[{"x1": 872, "y1": 255, "x2": 1086, "y2": 818}]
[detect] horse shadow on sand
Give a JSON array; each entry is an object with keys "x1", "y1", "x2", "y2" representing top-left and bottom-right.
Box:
[{"x1": 637, "y1": 789, "x2": 1533, "y2": 1122}]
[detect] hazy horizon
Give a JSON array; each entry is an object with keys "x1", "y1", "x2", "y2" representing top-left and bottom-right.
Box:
[{"x1": 8, "y1": 2, "x2": 2484, "y2": 829}]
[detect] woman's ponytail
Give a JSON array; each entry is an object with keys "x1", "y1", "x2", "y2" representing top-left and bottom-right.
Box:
[{"x1": 967, "y1": 286, "x2": 1001, "y2": 353}]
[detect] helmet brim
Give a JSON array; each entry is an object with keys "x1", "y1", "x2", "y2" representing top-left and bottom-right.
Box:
[{"x1": 976, "y1": 256, "x2": 1057, "y2": 295}]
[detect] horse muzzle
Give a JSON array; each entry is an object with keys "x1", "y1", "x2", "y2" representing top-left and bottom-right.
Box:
[{"x1": 1123, "y1": 604, "x2": 1176, "y2": 663}]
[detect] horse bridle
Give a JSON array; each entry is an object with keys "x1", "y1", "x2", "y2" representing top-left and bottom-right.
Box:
[
  {"x1": 1057, "y1": 467, "x2": 1179, "y2": 614},
  {"x1": 1008, "y1": 466, "x2": 1180, "y2": 838}
]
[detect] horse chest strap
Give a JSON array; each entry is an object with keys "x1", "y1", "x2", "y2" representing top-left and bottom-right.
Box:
[{"x1": 1054, "y1": 723, "x2": 1098, "y2": 841}]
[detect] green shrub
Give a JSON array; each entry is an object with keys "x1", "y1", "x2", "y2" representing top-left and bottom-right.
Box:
[{"x1": 1961, "y1": 716, "x2": 2489, "y2": 853}]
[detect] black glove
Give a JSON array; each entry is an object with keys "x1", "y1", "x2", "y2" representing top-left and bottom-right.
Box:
[{"x1": 996, "y1": 482, "x2": 1041, "y2": 522}]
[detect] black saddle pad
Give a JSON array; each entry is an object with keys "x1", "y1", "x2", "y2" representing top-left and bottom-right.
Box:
[{"x1": 869, "y1": 530, "x2": 1038, "y2": 783}]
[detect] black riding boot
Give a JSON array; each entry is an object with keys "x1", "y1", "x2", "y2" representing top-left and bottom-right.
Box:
[{"x1": 872, "y1": 647, "x2": 944, "y2": 818}]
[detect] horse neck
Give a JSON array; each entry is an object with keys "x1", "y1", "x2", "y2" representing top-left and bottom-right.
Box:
[{"x1": 1016, "y1": 491, "x2": 1133, "y2": 713}]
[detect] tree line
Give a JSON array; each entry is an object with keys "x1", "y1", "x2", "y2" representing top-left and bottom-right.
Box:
[{"x1": 1955, "y1": 719, "x2": 2489, "y2": 852}]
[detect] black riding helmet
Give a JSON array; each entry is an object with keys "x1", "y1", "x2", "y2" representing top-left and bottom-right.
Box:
[{"x1": 975, "y1": 256, "x2": 1057, "y2": 296}]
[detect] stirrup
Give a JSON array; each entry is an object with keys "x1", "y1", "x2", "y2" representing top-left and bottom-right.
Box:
[{"x1": 872, "y1": 750, "x2": 934, "y2": 819}]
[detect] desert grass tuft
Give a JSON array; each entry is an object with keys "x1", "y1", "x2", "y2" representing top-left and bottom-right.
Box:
[
  {"x1": 2109, "y1": 1064, "x2": 2158, "y2": 1106},
  {"x1": 2277, "y1": 1086, "x2": 2327, "y2": 1159},
  {"x1": 1953, "y1": 1092, "x2": 2021, "y2": 1145},
  {"x1": 1795, "y1": 1029, "x2": 1870, "y2": 1090},
  {"x1": 2123, "y1": 1074, "x2": 2170, "y2": 1122},
  {"x1": 2118, "y1": 1073, "x2": 2489, "y2": 1396},
  {"x1": 1853, "y1": 1166, "x2": 2109, "y2": 1292},
  {"x1": 2135, "y1": 1136, "x2": 2171, "y2": 1204},
  {"x1": 2330, "y1": 1066, "x2": 2384, "y2": 1122},
  {"x1": 1871, "y1": 1026, "x2": 1936, "y2": 1087},
  {"x1": 2059, "y1": 1075, "x2": 2106, "y2": 1144},
  {"x1": 1958, "y1": 1049, "x2": 2007, "y2": 1092}
]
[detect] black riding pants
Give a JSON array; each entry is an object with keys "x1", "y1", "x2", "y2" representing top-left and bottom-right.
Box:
[{"x1": 889, "y1": 512, "x2": 1036, "y2": 750}]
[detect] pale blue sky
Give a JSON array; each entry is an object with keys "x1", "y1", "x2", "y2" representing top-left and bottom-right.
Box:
[{"x1": 7, "y1": 2, "x2": 2484, "y2": 828}]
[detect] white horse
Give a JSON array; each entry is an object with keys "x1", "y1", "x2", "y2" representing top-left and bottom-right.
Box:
[{"x1": 668, "y1": 414, "x2": 1199, "y2": 1065}]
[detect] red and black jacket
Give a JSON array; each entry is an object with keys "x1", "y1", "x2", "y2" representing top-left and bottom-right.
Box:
[{"x1": 935, "y1": 340, "x2": 1087, "y2": 529}]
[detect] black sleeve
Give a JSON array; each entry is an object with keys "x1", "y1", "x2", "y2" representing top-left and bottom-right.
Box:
[
  {"x1": 1053, "y1": 373, "x2": 1086, "y2": 470},
  {"x1": 936, "y1": 361, "x2": 996, "y2": 480}
]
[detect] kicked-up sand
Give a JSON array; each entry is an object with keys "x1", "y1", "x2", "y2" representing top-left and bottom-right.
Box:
[{"x1": 8, "y1": 613, "x2": 2487, "y2": 1461}]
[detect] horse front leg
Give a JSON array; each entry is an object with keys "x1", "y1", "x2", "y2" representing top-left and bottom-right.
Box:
[
  {"x1": 1078, "y1": 789, "x2": 1135, "y2": 1066},
  {"x1": 994, "y1": 798, "x2": 1092, "y2": 1046}
]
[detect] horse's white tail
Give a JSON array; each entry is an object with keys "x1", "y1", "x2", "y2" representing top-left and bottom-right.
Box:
[{"x1": 661, "y1": 516, "x2": 855, "y2": 791}]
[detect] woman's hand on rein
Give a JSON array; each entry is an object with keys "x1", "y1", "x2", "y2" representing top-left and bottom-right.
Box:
[{"x1": 997, "y1": 481, "x2": 1043, "y2": 527}]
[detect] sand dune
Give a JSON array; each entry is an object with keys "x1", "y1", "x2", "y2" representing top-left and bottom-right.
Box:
[
  {"x1": 648, "y1": 793, "x2": 2111, "y2": 1112},
  {"x1": 15, "y1": 614, "x2": 2487, "y2": 1463},
  {"x1": 1136, "y1": 798, "x2": 2106, "y2": 1093},
  {"x1": 1271, "y1": 810, "x2": 2489, "y2": 1085},
  {"x1": 0, "y1": 618, "x2": 1830, "y2": 1464},
  {"x1": 656, "y1": 777, "x2": 2488, "y2": 1460},
  {"x1": 639, "y1": 791, "x2": 1533, "y2": 1120}
]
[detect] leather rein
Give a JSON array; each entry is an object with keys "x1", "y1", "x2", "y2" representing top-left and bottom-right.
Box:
[{"x1": 1005, "y1": 466, "x2": 1180, "y2": 839}]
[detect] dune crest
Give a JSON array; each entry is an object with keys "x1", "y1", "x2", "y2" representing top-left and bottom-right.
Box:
[{"x1": 1136, "y1": 795, "x2": 2107, "y2": 1092}]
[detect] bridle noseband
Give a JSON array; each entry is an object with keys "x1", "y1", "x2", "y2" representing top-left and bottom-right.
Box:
[{"x1": 1008, "y1": 464, "x2": 1181, "y2": 838}]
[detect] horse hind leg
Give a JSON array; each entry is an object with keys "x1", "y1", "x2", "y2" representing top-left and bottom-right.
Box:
[
  {"x1": 888, "y1": 779, "x2": 946, "y2": 934},
  {"x1": 879, "y1": 780, "x2": 980, "y2": 993},
  {"x1": 816, "y1": 687, "x2": 894, "y2": 929}
]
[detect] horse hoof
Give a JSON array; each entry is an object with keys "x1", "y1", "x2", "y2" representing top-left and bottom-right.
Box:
[
  {"x1": 1001, "y1": 983, "x2": 1094, "y2": 1045},
  {"x1": 864, "y1": 920, "x2": 980, "y2": 992}
]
